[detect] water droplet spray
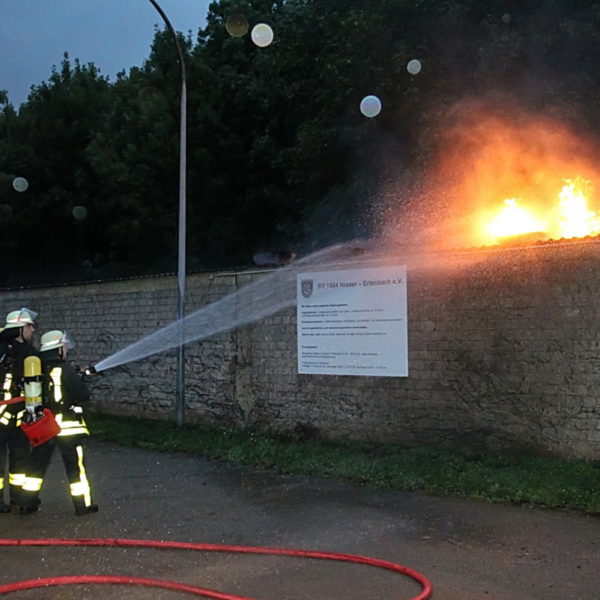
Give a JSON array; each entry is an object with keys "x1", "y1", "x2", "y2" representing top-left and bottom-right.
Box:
[{"x1": 94, "y1": 242, "x2": 374, "y2": 373}]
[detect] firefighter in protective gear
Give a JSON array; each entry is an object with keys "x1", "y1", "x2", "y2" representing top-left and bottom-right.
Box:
[
  {"x1": 19, "y1": 330, "x2": 99, "y2": 516},
  {"x1": 0, "y1": 308, "x2": 39, "y2": 513}
]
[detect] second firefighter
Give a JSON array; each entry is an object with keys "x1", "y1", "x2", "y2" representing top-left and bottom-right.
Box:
[{"x1": 20, "y1": 330, "x2": 98, "y2": 516}]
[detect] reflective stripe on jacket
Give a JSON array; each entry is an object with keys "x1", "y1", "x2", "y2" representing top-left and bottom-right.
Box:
[
  {"x1": 49, "y1": 367, "x2": 89, "y2": 437},
  {"x1": 2, "y1": 373, "x2": 11, "y2": 400},
  {"x1": 1, "y1": 374, "x2": 13, "y2": 425}
]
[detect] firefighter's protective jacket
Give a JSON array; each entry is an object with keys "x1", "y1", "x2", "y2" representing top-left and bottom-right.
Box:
[
  {"x1": 1, "y1": 338, "x2": 39, "y2": 499},
  {"x1": 1, "y1": 339, "x2": 39, "y2": 424},
  {"x1": 19, "y1": 353, "x2": 95, "y2": 512},
  {"x1": 42, "y1": 357, "x2": 90, "y2": 437}
]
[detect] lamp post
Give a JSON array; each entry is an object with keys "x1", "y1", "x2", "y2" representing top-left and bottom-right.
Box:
[{"x1": 146, "y1": 0, "x2": 187, "y2": 427}]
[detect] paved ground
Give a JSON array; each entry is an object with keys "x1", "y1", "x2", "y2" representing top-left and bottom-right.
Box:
[{"x1": 1, "y1": 440, "x2": 599, "y2": 600}]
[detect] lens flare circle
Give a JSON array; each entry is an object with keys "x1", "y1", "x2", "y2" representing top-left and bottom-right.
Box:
[
  {"x1": 226, "y1": 14, "x2": 249, "y2": 38},
  {"x1": 251, "y1": 23, "x2": 274, "y2": 47},
  {"x1": 72, "y1": 206, "x2": 88, "y2": 220},
  {"x1": 407, "y1": 59, "x2": 422, "y2": 75},
  {"x1": 359, "y1": 95, "x2": 382, "y2": 118},
  {"x1": 12, "y1": 177, "x2": 29, "y2": 192}
]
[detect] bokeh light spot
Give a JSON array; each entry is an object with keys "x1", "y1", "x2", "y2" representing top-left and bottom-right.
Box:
[
  {"x1": 226, "y1": 14, "x2": 249, "y2": 38},
  {"x1": 407, "y1": 59, "x2": 422, "y2": 75},
  {"x1": 72, "y1": 206, "x2": 88, "y2": 220},
  {"x1": 359, "y1": 95, "x2": 382, "y2": 118},
  {"x1": 12, "y1": 177, "x2": 28, "y2": 192},
  {"x1": 251, "y1": 23, "x2": 274, "y2": 48}
]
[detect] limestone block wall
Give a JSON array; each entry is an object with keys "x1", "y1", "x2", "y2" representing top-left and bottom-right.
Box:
[{"x1": 1, "y1": 238, "x2": 599, "y2": 459}]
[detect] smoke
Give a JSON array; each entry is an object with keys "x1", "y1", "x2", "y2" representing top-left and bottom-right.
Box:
[
  {"x1": 367, "y1": 1, "x2": 600, "y2": 254},
  {"x1": 372, "y1": 91, "x2": 600, "y2": 256},
  {"x1": 289, "y1": 3, "x2": 600, "y2": 260}
]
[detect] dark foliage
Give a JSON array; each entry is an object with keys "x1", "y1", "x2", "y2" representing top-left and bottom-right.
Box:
[{"x1": 1, "y1": 0, "x2": 600, "y2": 286}]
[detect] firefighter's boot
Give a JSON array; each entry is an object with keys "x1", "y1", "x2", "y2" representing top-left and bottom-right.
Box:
[
  {"x1": 19, "y1": 504, "x2": 38, "y2": 515},
  {"x1": 75, "y1": 502, "x2": 99, "y2": 517}
]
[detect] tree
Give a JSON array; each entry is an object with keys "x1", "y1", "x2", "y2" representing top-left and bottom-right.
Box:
[
  {"x1": 0, "y1": 55, "x2": 113, "y2": 282},
  {"x1": 2, "y1": 0, "x2": 600, "y2": 285}
]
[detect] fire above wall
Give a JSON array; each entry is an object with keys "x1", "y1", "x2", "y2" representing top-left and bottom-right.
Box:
[
  {"x1": 416, "y1": 101, "x2": 600, "y2": 251},
  {"x1": 480, "y1": 176, "x2": 600, "y2": 246}
]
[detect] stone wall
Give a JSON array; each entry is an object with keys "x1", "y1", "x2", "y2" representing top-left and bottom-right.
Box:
[{"x1": 2, "y1": 238, "x2": 599, "y2": 459}]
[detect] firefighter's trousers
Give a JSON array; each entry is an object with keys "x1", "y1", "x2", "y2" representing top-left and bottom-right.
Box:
[
  {"x1": 20, "y1": 433, "x2": 95, "y2": 512},
  {"x1": 0, "y1": 418, "x2": 30, "y2": 505}
]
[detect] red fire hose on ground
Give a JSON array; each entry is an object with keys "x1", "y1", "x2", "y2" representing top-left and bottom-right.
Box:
[{"x1": 0, "y1": 538, "x2": 432, "y2": 599}]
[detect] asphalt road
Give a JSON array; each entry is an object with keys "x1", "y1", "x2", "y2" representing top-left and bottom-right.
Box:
[{"x1": 1, "y1": 440, "x2": 599, "y2": 600}]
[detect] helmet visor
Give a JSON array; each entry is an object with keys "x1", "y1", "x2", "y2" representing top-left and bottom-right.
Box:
[{"x1": 61, "y1": 331, "x2": 75, "y2": 350}]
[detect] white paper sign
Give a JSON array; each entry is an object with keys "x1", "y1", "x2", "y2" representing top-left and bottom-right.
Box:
[{"x1": 297, "y1": 265, "x2": 408, "y2": 377}]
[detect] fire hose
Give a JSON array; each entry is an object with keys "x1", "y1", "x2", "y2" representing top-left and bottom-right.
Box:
[
  {"x1": 0, "y1": 538, "x2": 433, "y2": 599},
  {"x1": 0, "y1": 397, "x2": 24, "y2": 406}
]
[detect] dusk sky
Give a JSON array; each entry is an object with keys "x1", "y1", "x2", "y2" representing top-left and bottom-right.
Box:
[{"x1": 0, "y1": 0, "x2": 212, "y2": 107}]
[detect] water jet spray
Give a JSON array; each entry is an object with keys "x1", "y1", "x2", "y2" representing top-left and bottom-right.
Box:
[{"x1": 93, "y1": 242, "x2": 382, "y2": 374}]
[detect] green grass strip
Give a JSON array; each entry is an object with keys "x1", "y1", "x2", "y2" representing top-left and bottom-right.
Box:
[{"x1": 87, "y1": 412, "x2": 600, "y2": 515}]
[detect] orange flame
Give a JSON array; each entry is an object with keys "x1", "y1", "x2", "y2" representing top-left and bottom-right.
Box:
[
  {"x1": 483, "y1": 177, "x2": 600, "y2": 244},
  {"x1": 411, "y1": 100, "x2": 600, "y2": 250},
  {"x1": 556, "y1": 178, "x2": 600, "y2": 239},
  {"x1": 485, "y1": 198, "x2": 546, "y2": 239}
]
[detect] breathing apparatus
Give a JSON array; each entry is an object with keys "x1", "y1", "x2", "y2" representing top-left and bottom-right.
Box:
[
  {"x1": 20, "y1": 353, "x2": 60, "y2": 447},
  {"x1": 23, "y1": 355, "x2": 43, "y2": 415}
]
